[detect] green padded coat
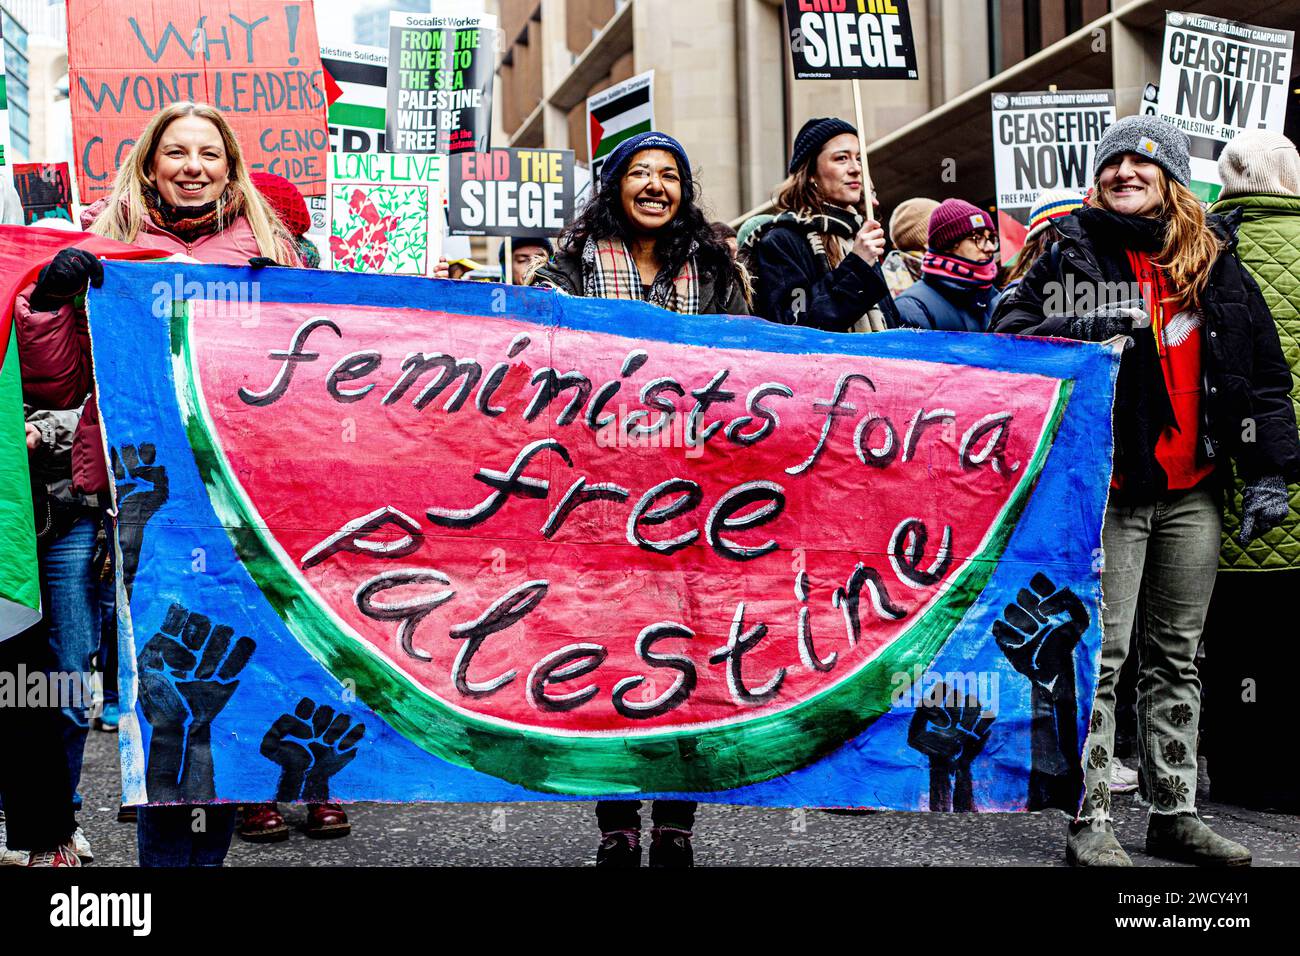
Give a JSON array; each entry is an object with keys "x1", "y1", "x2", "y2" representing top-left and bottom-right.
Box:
[{"x1": 1208, "y1": 193, "x2": 1300, "y2": 571}]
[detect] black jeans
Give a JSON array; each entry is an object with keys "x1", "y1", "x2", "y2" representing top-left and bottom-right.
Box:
[
  {"x1": 595, "y1": 800, "x2": 696, "y2": 832},
  {"x1": 0, "y1": 621, "x2": 77, "y2": 851}
]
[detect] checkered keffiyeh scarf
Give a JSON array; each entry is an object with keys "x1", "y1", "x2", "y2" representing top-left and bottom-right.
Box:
[{"x1": 582, "y1": 237, "x2": 701, "y2": 313}]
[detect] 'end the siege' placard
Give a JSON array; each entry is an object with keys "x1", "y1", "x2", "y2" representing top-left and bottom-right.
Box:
[
  {"x1": 385, "y1": 11, "x2": 497, "y2": 155},
  {"x1": 784, "y1": 0, "x2": 918, "y2": 81},
  {"x1": 67, "y1": 0, "x2": 330, "y2": 204},
  {"x1": 447, "y1": 148, "x2": 574, "y2": 237}
]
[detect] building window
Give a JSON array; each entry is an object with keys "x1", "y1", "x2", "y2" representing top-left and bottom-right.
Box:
[
  {"x1": 1065, "y1": 0, "x2": 1084, "y2": 35},
  {"x1": 987, "y1": 0, "x2": 1002, "y2": 75},
  {"x1": 1022, "y1": 0, "x2": 1042, "y2": 58}
]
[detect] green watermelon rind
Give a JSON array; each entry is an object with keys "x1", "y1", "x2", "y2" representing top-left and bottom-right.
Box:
[{"x1": 172, "y1": 305, "x2": 1071, "y2": 795}]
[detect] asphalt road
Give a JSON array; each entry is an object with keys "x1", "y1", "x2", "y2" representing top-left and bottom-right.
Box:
[{"x1": 71, "y1": 728, "x2": 1300, "y2": 867}]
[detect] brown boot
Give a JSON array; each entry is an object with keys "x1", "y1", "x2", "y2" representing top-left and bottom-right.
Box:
[
  {"x1": 1146, "y1": 813, "x2": 1251, "y2": 867},
  {"x1": 238, "y1": 803, "x2": 289, "y2": 843},
  {"x1": 1066, "y1": 820, "x2": 1132, "y2": 867},
  {"x1": 304, "y1": 803, "x2": 351, "y2": 839}
]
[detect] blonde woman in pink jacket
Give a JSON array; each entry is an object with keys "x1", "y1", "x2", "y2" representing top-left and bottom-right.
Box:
[{"x1": 18, "y1": 102, "x2": 301, "y2": 867}]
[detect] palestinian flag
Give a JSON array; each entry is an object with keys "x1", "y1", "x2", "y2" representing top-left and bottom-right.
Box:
[
  {"x1": 0, "y1": 225, "x2": 160, "y2": 640},
  {"x1": 587, "y1": 72, "x2": 654, "y2": 180},
  {"x1": 322, "y1": 45, "x2": 388, "y2": 132}
]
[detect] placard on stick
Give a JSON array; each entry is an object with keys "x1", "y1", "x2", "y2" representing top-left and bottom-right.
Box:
[
  {"x1": 1156, "y1": 11, "x2": 1295, "y2": 202},
  {"x1": 385, "y1": 10, "x2": 497, "y2": 155},
  {"x1": 447, "y1": 148, "x2": 574, "y2": 238},
  {"x1": 783, "y1": 0, "x2": 918, "y2": 81},
  {"x1": 13, "y1": 163, "x2": 75, "y2": 225},
  {"x1": 66, "y1": 0, "x2": 331, "y2": 204},
  {"x1": 990, "y1": 90, "x2": 1114, "y2": 262},
  {"x1": 587, "y1": 71, "x2": 654, "y2": 185},
  {"x1": 325, "y1": 152, "x2": 443, "y2": 276}
]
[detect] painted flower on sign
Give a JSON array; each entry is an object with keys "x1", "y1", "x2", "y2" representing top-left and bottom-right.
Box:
[{"x1": 330, "y1": 185, "x2": 430, "y2": 275}]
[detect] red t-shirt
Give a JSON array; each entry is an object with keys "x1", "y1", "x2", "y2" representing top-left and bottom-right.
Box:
[{"x1": 1117, "y1": 250, "x2": 1215, "y2": 492}]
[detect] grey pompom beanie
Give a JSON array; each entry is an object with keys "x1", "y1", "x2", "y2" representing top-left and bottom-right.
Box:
[{"x1": 1092, "y1": 116, "x2": 1191, "y2": 188}]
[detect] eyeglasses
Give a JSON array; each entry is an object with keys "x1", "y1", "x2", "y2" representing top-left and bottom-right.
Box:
[{"x1": 964, "y1": 230, "x2": 999, "y2": 251}]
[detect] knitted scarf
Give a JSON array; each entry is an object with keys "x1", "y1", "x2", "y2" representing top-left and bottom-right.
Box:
[
  {"x1": 582, "y1": 236, "x2": 700, "y2": 313},
  {"x1": 143, "y1": 186, "x2": 235, "y2": 242},
  {"x1": 922, "y1": 250, "x2": 998, "y2": 287},
  {"x1": 764, "y1": 205, "x2": 890, "y2": 331}
]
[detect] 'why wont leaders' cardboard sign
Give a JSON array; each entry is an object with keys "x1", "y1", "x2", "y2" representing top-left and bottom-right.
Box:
[
  {"x1": 784, "y1": 0, "x2": 918, "y2": 80},
  {"x1": 67, "y1": 0, "x2": 330, "y2": 203},
  {"x1": 448, "y1": 148, "x2": 574, "y2": 238},
  {"x1": 385, "y1": 11, "x2": 497, "y2": 155}
]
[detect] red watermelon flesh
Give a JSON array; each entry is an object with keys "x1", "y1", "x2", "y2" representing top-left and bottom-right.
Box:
[{"x1": 189, "y1": 301, "x2": 1062, "y2": 736}]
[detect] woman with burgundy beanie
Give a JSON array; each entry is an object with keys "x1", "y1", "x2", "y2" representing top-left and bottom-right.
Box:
[
  {"x1": 993, "y1": 116, "x2": 1300, "y2": 867},
  {"x1": 16, "y1": 102, "x2": 302, "y2": 867},
  {"x1": 750, "y1": 117, "x2": 900, "y2": 331},
  {"x1": 894, "y1": 199, "x2": 1000, "y2": 332}
]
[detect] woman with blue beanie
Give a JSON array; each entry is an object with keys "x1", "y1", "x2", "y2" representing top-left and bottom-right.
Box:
[
  {"x1": 528, "y1": 131, "x2": 748, "y2": 317},
  {"x1": 528, "y1": 131, "x2": 747, "y2": 868}
]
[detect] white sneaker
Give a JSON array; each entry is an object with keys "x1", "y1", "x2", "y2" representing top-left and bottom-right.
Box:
[
  {"x1": 0, "y1": 814, "x2": 30, "y2": 866},
  {"x1": 1109, "y1": 757, "x2": 1139, "y2": 795},
  {"x1": 26, "y1": 843, "x2": 81, "y2": 867},
  {"x1": 71, "y1": 826, "x2": 94, "y2": 863}
]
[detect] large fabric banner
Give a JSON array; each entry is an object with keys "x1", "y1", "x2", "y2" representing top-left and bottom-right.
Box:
[{"x1": 89, "y1": 261, "x2": 1118, "y2": 810}]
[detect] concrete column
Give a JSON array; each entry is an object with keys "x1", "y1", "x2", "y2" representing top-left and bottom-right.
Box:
[
  {"x1": 541, "y1": 0, "x2": 571, "y2": 146},
  {"x1": 737, "y1": 0, "x2": 786, "y2": 212},
  {"x1": 1110, "y1": 17, "x2": 1160, "y2": 118}
]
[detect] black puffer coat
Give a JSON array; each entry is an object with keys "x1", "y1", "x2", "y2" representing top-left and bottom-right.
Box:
[
  {"x1": 993, "y1": 206, "x2": 1300, "y2": 499},
  {"x1": 751, "y1": 222, "x2": 901, "y2": 331}
]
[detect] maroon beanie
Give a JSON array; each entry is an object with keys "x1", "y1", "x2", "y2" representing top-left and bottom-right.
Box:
[
  {"x1": 250, "y1": 171, "x2": 310, "y2": 236},
  {"x1": 927, "y1": 199, "x2": 995, "y2": 252}
]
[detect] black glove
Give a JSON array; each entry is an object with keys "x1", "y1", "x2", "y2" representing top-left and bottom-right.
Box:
[
  {"x1": 248, "y1": 256, "x2": 277, "y2": 268},
  {"x1": 30, "y1": 248, "x2": 104, "y2": 312},
  {"x1": 1065, "y1": 305, "x2": 1147, "y2": 343},
  {"x1": 1239, "y1": 475, "x2": 1289, "y2": 546}
]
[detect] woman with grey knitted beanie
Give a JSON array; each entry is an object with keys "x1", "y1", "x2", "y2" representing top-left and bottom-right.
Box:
[{"x1": 993, "y1": 115, "x2": 1300, "y2": 869}]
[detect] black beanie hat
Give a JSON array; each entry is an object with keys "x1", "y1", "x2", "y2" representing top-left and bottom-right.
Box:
[{"x1": 789, "y1": 117, "x2": 858, "y2": 175}]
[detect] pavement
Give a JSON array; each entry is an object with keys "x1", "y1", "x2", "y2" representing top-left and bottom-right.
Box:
[{"x1": 70, "y1": 728, "x2": 1300, "y2": 867}]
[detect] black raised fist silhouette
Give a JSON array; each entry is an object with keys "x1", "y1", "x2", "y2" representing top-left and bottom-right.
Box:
[
  {"x1": 138, "y1": 603, "x2": 256, "y2": 802},
  {"x1": 992, "y1": 572, "x2": 1088, "y2": 695},
  {"x1": 992, "y1": 572, "x2": 1090, "y2": 812},
  {"x1": 112, "y1": 443, "x2": 169, "y2": 602},
  {"x1": 261, "y1": 698, "x2": 366, "y2": 802},
  {"x1": 908, "y1": 682, "x2": 994, "y2": 812}
]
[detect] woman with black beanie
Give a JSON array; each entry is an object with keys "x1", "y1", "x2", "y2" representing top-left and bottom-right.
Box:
[{"x1": 747, "y1": 117, "x2": 900, "y2": 331}]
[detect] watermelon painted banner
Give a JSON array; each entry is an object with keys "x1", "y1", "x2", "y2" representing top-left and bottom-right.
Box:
[{"x1": 89, "y1": 261, "x2": 1118, "y2": 810}]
